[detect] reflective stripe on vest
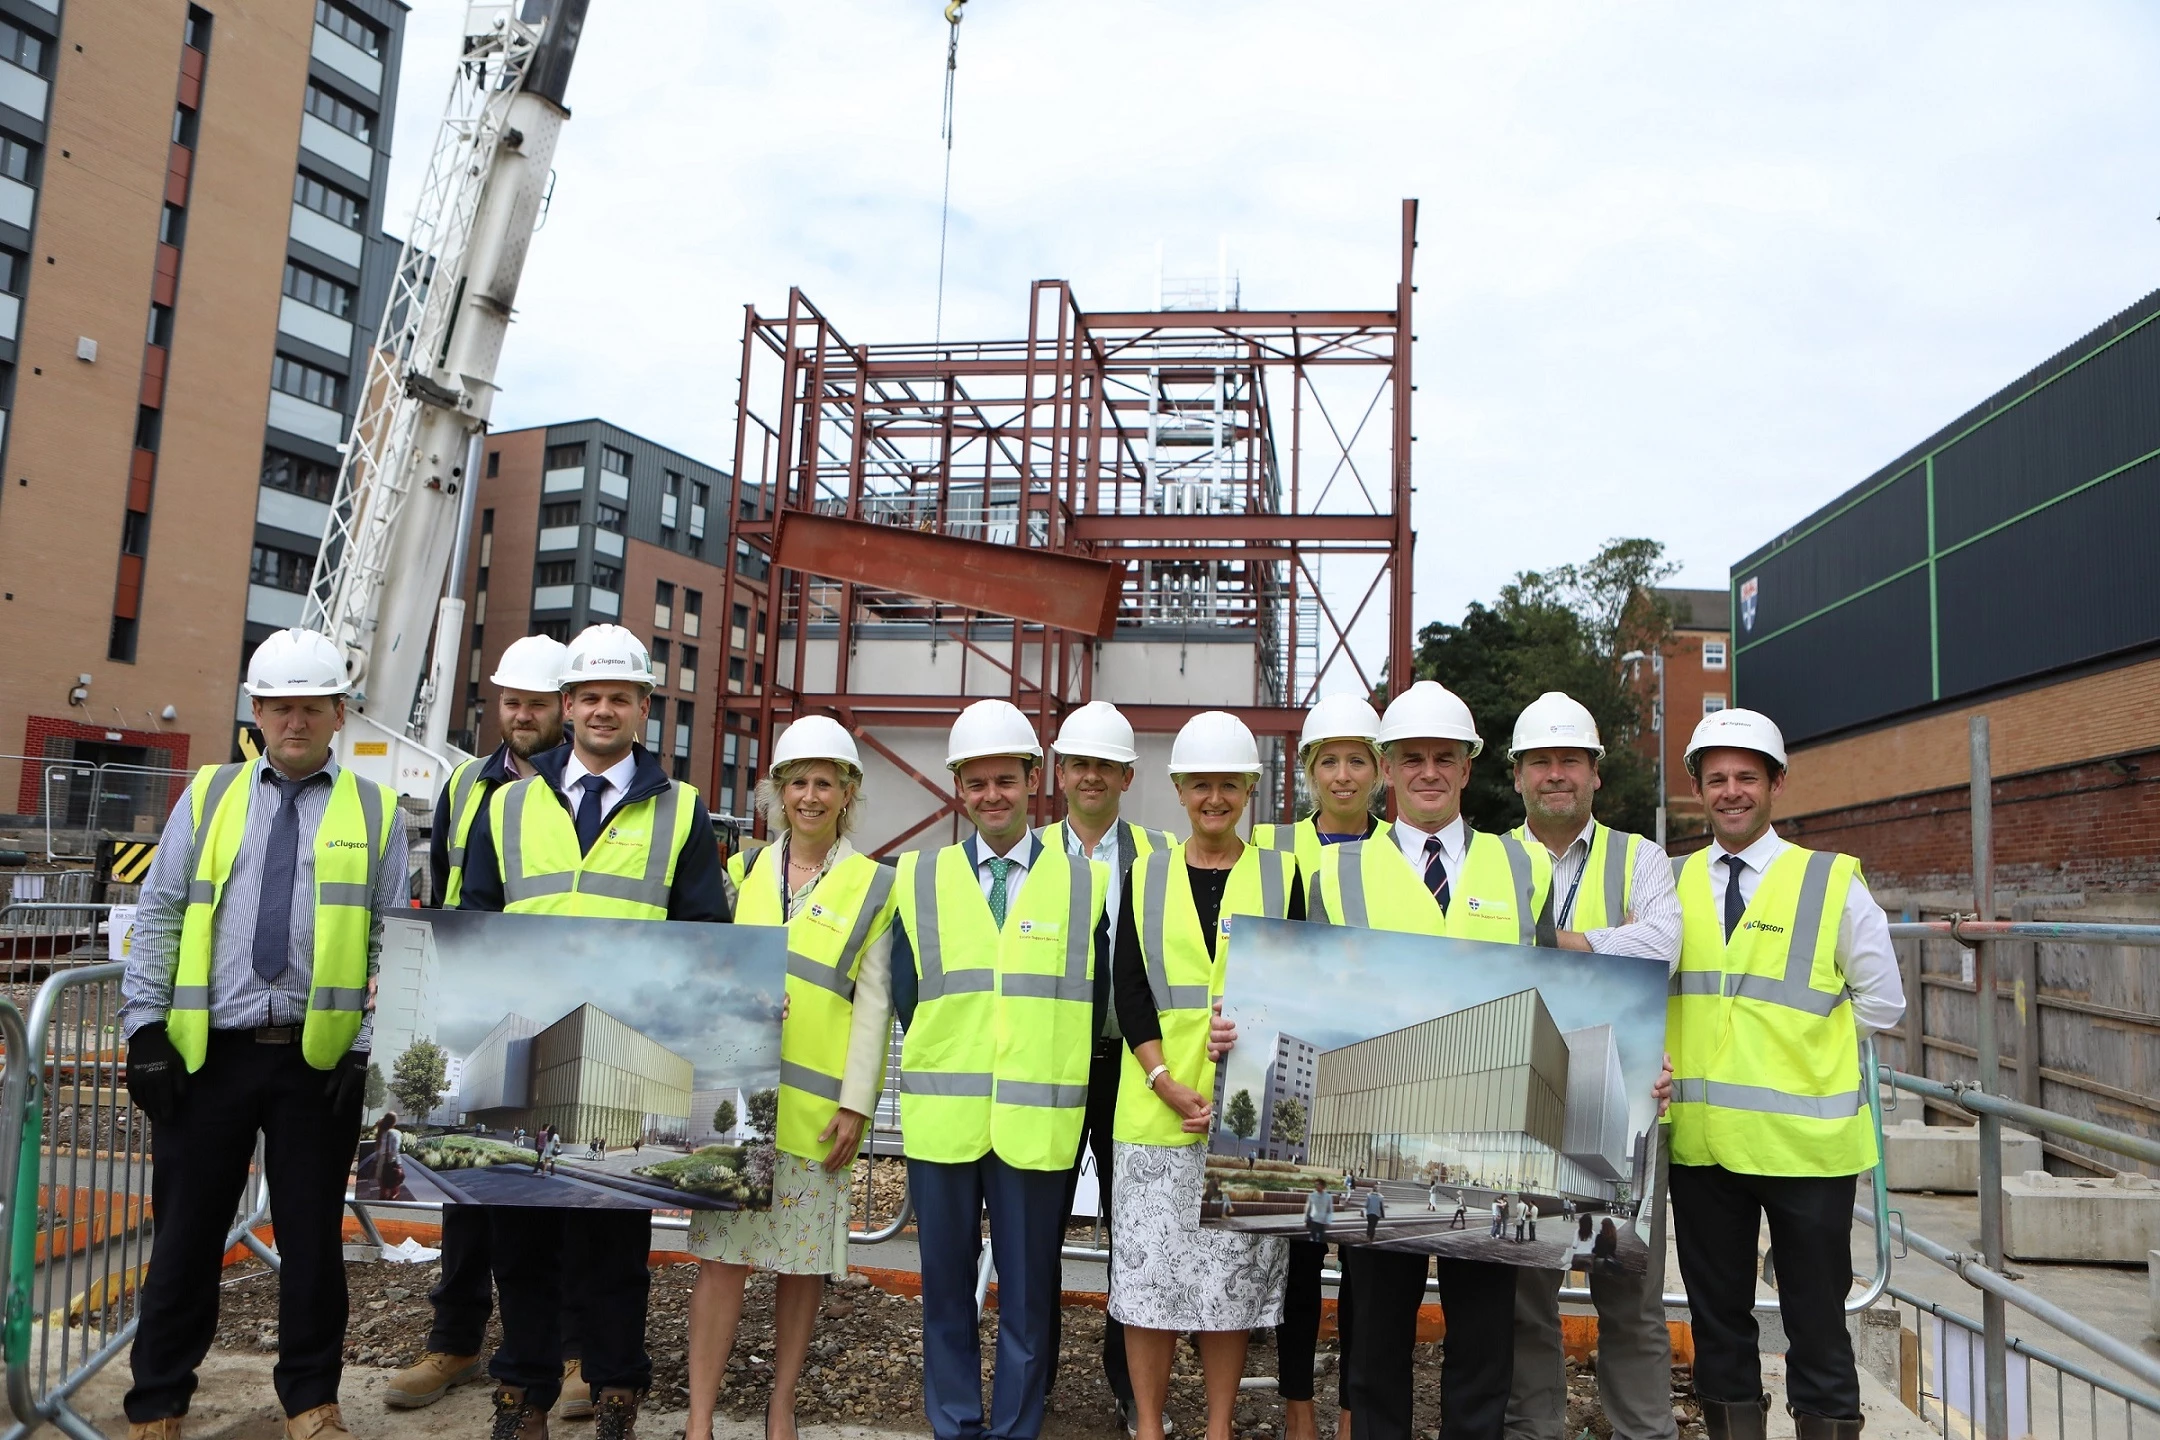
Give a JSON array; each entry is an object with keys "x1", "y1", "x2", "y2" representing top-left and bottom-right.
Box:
[
  {"x1": 1312, "y1": 830, "x2": 1549, "y2": 946},
  {"x1": 1510, "y1": 821, "x2": 1639, "y2": 932},
  {"x1": 439, "y1": 756, "x2": 488, "y2": 908},
  {"x1": 168, "y1": 763, "x2": 391, "y2": 1073},
  {"x1": 491, "y1": 774, "x2": 693, "y2": 918}
]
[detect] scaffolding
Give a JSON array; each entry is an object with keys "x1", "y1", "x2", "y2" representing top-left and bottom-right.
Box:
[{"x1": 714, "y1": 201, "x2": 1419, "y2": 852}]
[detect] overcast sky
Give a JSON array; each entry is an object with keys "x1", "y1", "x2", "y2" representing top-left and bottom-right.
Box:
[{"x1": 383, "y1": 1, "x2": 2158, "y2": 634}]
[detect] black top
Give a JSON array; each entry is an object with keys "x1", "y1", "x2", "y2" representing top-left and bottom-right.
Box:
[{"x1": 1114, "y1": 859, "x2": 1305, "y2": 1048}]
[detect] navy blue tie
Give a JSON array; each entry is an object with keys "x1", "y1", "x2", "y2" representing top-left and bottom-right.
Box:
[
  {"x1": 1423, "y1": 835, "x2": 1450, "y2": 912},
  {"x1": 575, "y1": 774, "x2": 609, "y2": 855},
  {"x1": 250, "y1": 771, "x2": 309, "y2": 983},
  {"x1": 1722, "y1": 854, "x2": 1747, "y2": 941}
]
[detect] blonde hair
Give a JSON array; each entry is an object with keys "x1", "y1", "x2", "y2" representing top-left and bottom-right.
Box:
[{"x1": 758, "y1": 757, "x2": 863, "y2": 839}]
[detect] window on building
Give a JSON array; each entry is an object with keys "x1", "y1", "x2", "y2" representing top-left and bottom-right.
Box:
[
  {"x1": 661, "y1": 471, "x2": 683, "y2": 533},
  {"x1": 673, "y1": 753, "x2": 692, "y2": 783},
  {"x1": 591, "y1": 564, "x2": 621, "y2": 593},
  {"x1": 651, "y1": 637, "x2": 671, "y2": 689},
  {"x1": 655, "y1": 580, "x2": 674, "y2": 628},
  {"x1": 134, "y1": 406, "x2": 162, "y2": 450},
  {"x1": 688, "y1": 480, "x2": 708, "y2": 539},
  {"x1": 263, "y1": 449, "x2": 341, "y2": 503},
  {"x1": 122, "y1": 510, "x2": 151, "y2": 557},
  {"x1": 601, "y1": 445, "x2": 632, "y2": 475},
  {"x1": 728, "y1": 656, "x2": 744, "y2": 690},
  {"x1": 314, "y1": 0, "x2": 383, "y2": 55},
  {"x1": 282, "y1": 261, "x2": 355, "y2": 318},
  {"x1": 158, "y1": 203, "x2": 186, "y2": 246},
  {"x1": 675, "y1": 701, "x2": 693, "y2": 758},
  {"x1": 304, "y1": 81, "x2": 374, "y2": 143},
  {"x1": 0, "y1": 19, "x2": 46, "y2": 75},
  {"x1": 145, "y1": 302, "x2": 174, "y2": 347},
  {"x1": 682, "y1": 588, "x2": 702, "y2": 637},
  {"x1": 0, "y1": 134, "x2": 36, "y2": 185},
  {"x1": 535, "y1": 560, "x2": 576, "y2": 586},
  {"x1": 1703, "y1": 694, "x2": 1727, "y2": 715},
  {"x1": 171, "y1": 105, "x2": 200, "y2": 148},
  {"x1": 678, "y1": 645, "x2": 698, "y2": 694},
  {"x1": 486, "y1": 449, "x2": 500, "y2": 478},
  {"x1": 184, "y1": 4, "x2": 212, "y2": 50},
  {"x1": 0, "y1": 247, "x2": 23, "y2": 297},
  {"x1": 272, "y1": 354, "x2": 344, "y2": 409},
  {"x1": 250, "y1": 544, "x2": 314, "y2": 593},
  {"x1": 595, "y1": 503, "x2": 626, "y2": 533},
  {"x1": 293, "y1": 171, "x2": 363, "y2": 230},
  {"x1": 545, "y1": 442, "x2": 586, "y2": 471},
  {"x1": 645, "y1": 703, "x2": 664, "y2": 752},
  {"x1": 540, "y1": 501, "x2": 581, "y2": 528},
  {"x1": 1702, "y1": 639, "x2": 1727, "y2": 670},
  {"x1": 536, "y1": 618, "x2": 571, "y2": 641}
]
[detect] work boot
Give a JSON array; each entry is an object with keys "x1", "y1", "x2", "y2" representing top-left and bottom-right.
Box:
[
  {"x1": 283, "y1": 1404, "x2": 353, "y2": 1440},
  {"x1": 590, "y1": 1387, "x2": 641, "y2": 1440},
  {"x1": 559, "y1": 1358, "x2": 593, "y2": 1420},
  {"x1": 1700, "y1": 1395, "x2": 1771, "y2": 1440},
  {"x1": 1791, "y1": 1413, "x2": 1866, "y2": 1440},
  {"x1": 384, "y1": 1351, "x2": 485, "y2": 1409},
  {"x1": 127, "y1": 1419, "x2": 183, "y2": 1440},
  {"x1": 491, "y1": 1386, "x2": 550, "y2": 1440}
]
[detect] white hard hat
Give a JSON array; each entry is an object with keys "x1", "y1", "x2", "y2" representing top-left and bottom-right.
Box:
[
  {"x1": 559, "y1": 624, "x2": 656, "y2": 690},
  {"x1": 491, "y1": 635, "x2": 571, "y2": 693},
  {"x1": 1298, "y1": 693, "x2": 1383, "y2": 764},
  {"x1": 1377, "y1": 680, "x2": 1483, "y2": 757},
  {"x1": 771, "y1": 715, "x2": 862, "y2": 774},
  {"x1": 1168, "y1": 711, "x2": 1262, "y2": 776},
  {"x1": 244, "y1": 629, "x2": 348, "y2": 698},
  {"x1": 946, "y1": 699, "x2": 1043, "y2": 770},
  {"x1": 1684, "y1": 707, "x2": 1788, "y2": 776},
  {"x1": 1053, "y1": 701, "x2": 1137, "y2": 764},
  {"x1": 1507, "y1": 691, "x2": 1604, "y2": 760}
]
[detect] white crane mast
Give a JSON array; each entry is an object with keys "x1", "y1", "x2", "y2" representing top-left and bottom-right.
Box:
[{"x1": 302, "y1": 0, "x2": 586, "y2": 798}]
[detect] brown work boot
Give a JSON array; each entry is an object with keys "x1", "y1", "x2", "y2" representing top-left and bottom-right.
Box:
[
  {"x1": 1701, "y1": 1395, "x2": 1772, "y2": 1440},
  {"x1": 558, "y1": 1358, "x2": 593, "y2": 1420},
  {"x1": 384, "y1": 1351, "x2": 485, "y2": 1409},
  {"x1": 491, "y1": 1386, "x2": 550, "y2": 1440},
  {"x1": 590, "y1": 1388, "x2": 640, "y2": 1440},
  {"x1": 127, "y1": 1419, "x2": 183, "y2": 1440},
  {"x1": 284, "y1": 1404, "x2": 352, "y2": 1440}
]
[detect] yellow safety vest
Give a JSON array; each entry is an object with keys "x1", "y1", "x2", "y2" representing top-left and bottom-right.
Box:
[
  {"x1": 1310, "y1": 826, "x2": 1551, "y2": 945},
  {"x1": 1253, "y1": 814, "x2": 1380, "y2": 906},
  {"x1": 727, "y1": 845, "x2": 898, "y2": 1161},
  {"x1": 1510, "y1": 821, "x2": 1641, "y2": 932},
  {"x1": 437, "y1": 755, "x2": 489, "y2": 908},
  {"x1": 1039, "y1": 819, "x2": 1175, "y2": 862},
  {"x1": 1668, "y1": 845, "x2": 1876, "y2": 1177},
  {"x1": 169, "y1": 763, "x2": 395, "y2": 1072},
  {"x1": 488, "y1": 773, "x2": 700, "y2": 920},
  {"x1": 1113, "y1": 844, "x2": 1294, "y2": 1146},
  {"x1": 894, "y1": 840, "x2": 1107, "y2": 1170}
]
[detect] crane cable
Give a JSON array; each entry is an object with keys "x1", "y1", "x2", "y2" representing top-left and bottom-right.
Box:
[{"x1": 935, "y1": 0, "x2": 965, "y2": 348}]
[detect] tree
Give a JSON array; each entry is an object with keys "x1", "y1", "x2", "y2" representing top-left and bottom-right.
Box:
[
  {"x1": 1270, "y1": 1096, "x2": 1307, "y2": 1148},
  {"x1": 712, "y1": 1097, "x2": 737, "y2": 1137},
  {"x1": 363, "y1": 1061, "x2": 387, "y2": 1112},
  {"x1": 745, "y1": 1088, "x2": 779, "y2": 1140},
  {"x1": 1225, "y1": 1089, "x2": 1258, "y2": 1142},
  {"x1": 388, "y1": 1039, "x2": 449, "y2": 1121}
]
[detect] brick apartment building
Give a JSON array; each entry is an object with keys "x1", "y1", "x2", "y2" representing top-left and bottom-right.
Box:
[
  {"x1": 0, "y1": 0, "x2": 405, "y2": 824},
  {"x1": 1643, "y1": 587, "x2": 1731, "y2": 841}
]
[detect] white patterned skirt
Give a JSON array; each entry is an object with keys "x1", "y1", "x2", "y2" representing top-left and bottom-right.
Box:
[
  {"x1": 1109, "y1": 1141, "x2": 1288, "y2": 1331},
  {"x1": 686, "y1": 1151, "x2": 851, "y2": 1278}
]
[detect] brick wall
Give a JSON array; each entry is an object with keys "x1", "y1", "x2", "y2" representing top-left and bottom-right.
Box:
[{"x1": 16, "y1": 716, "x2": 192, "y2": 813}]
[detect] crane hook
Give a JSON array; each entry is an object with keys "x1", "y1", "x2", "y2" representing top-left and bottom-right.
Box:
[{"x1": 945, "y1": 0, "x2": 965, "y2": 24}]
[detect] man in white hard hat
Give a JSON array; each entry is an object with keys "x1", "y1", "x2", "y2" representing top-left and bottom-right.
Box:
[
  {"x1": 1501, "y1": 692, "x2": 1681, "y2": 1440},
  {"x1": 121, "y1": 629, "x2": 406, "y2": 1440},
  {"x1": 1668, "y1": 708, "x2": 1903, "y2": 1440},
  {"x1": 1039, "y1": 700, "x2": 1171, "y2": 1434},
  {"x1": 458, "y1": 623, "x2": 732, "y2": 1440},
  {"x1": 388, "y1": 632, "x2": 579, "y2": 1416},
  {"x1": 888, "y1": 699, "x2": 1110, "y2": 1440}
]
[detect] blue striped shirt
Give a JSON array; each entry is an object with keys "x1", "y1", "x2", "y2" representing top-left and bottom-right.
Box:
[{"x1": 120, "y1": 757, "x2": 408, "y2": 1046}]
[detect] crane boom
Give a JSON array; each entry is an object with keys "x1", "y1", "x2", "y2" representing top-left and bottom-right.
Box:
[{"x1": 302, "y1": 0, "x2": 588, "y2": 799}]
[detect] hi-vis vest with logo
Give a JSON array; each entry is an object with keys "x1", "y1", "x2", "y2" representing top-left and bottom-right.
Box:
[
  {"x1": 726, "y1": 845, "x2": 898, "y2": 1161},
  {"x1": 1668, "y1": 845, "x2": 1876, "y2": 1177},
  {"x1": 169, "y1": 763, "x2": 395, "y2": 1072},
  {"x1": 438, "y1": 756, "x2": 490, "y2": 908},
  {"x1": 1509, "y1": 821, "x2": 1640, "y2": 931},
  {"x1": 893, "y1": 841, "x2": 1108, "y2": 1170},
  {"x1": 1311, "y1": 828, "x2": 1551, "y2": 946},
  {"x1": 1039, "y1": 819, "x2": 1175, "y2": 864},
  {"x1": 1113, "y1": 844, "x2": 1294, "y2": 1147},
  {"x1": 487, "y1": 774, "x2": 700, "y2": 920},
  {"x1": 1254, "y1": 815, "x2": 1380, "y2": 907}
]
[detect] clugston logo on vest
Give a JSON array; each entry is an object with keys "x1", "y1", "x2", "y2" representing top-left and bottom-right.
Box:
[{"x1": 1739, "y1": 576, "x2": 1759, "y2": 633}]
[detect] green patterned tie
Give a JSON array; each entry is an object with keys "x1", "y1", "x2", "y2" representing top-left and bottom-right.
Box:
[{"x1": 986, "y1": 856, "x2": 1013, "y2": 928}]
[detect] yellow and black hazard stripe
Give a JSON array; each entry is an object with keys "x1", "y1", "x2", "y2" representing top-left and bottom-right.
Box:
[{"x1": 102, "y1": 839, "x2": 158, "y2": 884}]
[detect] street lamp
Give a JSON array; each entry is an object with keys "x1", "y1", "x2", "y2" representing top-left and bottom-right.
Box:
[{"x1": 1620, "y1": 648, "x2": 1666, "y2": 847}]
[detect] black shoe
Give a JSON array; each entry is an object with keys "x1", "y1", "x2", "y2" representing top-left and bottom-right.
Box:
[{"x1": 1791, "y1": 1412, "x2": 1864, "y2": 1440}]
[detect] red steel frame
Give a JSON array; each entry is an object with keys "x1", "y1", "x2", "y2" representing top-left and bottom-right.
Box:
[{"x1": 713, "y1": 200, "x2": 1419, "y2": 854}]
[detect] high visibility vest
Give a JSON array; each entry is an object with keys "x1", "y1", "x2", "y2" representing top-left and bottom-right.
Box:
[
  {"x1": 1039, "y1": 819, "x2": 1175, "y2": 863},
  {"x1": 727, "y1": 845, "x2": 898, "y2": 1161},
  {"x1": 894, "y1": 840, "x2": 1107, "y2": 1170},
  {"x1": 438, "y1": 756, "x2": 490, "y2": 908},
  {"x1": 169, "y1": 763, "x2": 395, "y2": 1072},
  {"x1": 1253, "y1": 815, "x2": 1379, "y2": 906},
  {"x1": 1511, "y1": 821, "x2": 1641, "y2": 931},
  {"x1": 1113, "y1": 843, "x2": 1294, "y2": 1147},
  {"x1": 1668, "y1": 845, "x2": 1876, "y2": 1177},
  {"x1": 488, "y1": 773, "x2": 700, "y2": 920},
  {"x1": 1310, "y1": 828, "x2": 1552, "y2": 945}
]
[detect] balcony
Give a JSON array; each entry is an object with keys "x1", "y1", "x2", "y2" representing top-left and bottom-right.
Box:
[
  {"x1": 257, "y1": 485, "x2": 332, "y2": 539},
  {"x1": 246, "y1": 583, "x2": 307, "y2": 628},
  {"x1": 278, "y1": 295, "x2": 353, "y2": 355},
  {"x1": 300, "y1": 114, "x2": 372, "y2": 186},
  {"x1": 267, "y1": 390, "x2": 346, "y2": 447},
  {"x1": 310, "y1": 23, "x2": 383, "y2": 94},
  {"x1": 589, "y1": 588, "x2": 620, "y2": 619},
  {"x1": 542, "y1": 466, "x2": 586, "y2": 496},
  {"x1": 0, "y1": 292, "x2": 16, "y2": 342},
  {"x1": 289, "y1": 204, "x2": 363, "y2": 266},
  {"x1": 533, "y1": 585, "x2": 576, "y2": 612},
  {"x1": 593, "y1": 529, "x2": 624, "y2": 559},
  {"x1": 598, "y1": 471, "x2": 629, "y2": 503},
  {"x1": 0, "y1": 61, "x2": 47, "y2": 122},
  {"x1": 536, "y1": 525, "x2": 579, "y2": 552},
  {"x1": 0, "y1": 176, "x2": 32, "y2": 229}
]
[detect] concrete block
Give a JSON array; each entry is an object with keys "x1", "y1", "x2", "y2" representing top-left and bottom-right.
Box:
[
  {"x1": 2150, "y1": 1250, "x2": 2159, "y2": 1339},
  {"x1": 2001, "y1": 1169, "x2": 2160, "y2": 1263},
  {"x1": 1882, "y1": 1118, "x2": 2043, "y2": 1193}
]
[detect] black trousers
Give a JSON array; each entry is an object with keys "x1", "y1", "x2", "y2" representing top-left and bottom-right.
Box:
[
  {"x1": 1669, "y1": 1164, "x2": 1861, "y2": 1419},
  {"x1": 1050, "y1": 1040, "x2": 1134, "y2": 1411},
  {"x1": 428, "y1": 1205, "x2": 585, "y2": 1361},
  {"x1": 1277, "y1": 1239, "x2": 1332, "y2": 1404},
  {"x1": 488, "y1": 1208, "x2": 651, "y2": 1407},
  {"x1": 126, "y1": 1032, "x2": 361, "y2": 1421},
  {"x1": 1342, "y1": 1248, "x2": 1514, "y2": 1440}
]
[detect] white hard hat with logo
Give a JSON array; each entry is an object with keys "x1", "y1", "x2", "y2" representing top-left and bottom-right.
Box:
[
  {"x1": 1684, "y1": 707, "x2": 1788, "y2": 776},
  {"x1": 558, "y1": 624, "x2": 656, "y2": 690},
  {"x1": 245, "y1": 629, "x2": 348, "y2": 697},
  {"x1": 1168, "y1": 711, "x2": 1262, "y2": 776},
  {"x1": 1377, "y1": 680, "x2": 1483, "y2": 757},
  {"x1": 1298, "y1": 693, "x2": 1383, "y2": 764},
  {"x1": 946, "y1": 699, "x2": 1043, "y2": 770},
  {"x1": 1508, "y1": 691, "x2": 1604, "y2": 760},
  {"x1": 772, "y1": 715, "x2": 863, "y2": 775},
  {"x1": 1053, "y1": 701, "x2": 1138, "y2": 764},
  {"x1": 491, "y1": 635, "x2": 571, "y2": 693}
]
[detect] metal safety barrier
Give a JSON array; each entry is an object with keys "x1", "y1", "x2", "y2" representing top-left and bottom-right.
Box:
[{"x1": 0, "y1": 908, "x2": 115, "y2": 983}]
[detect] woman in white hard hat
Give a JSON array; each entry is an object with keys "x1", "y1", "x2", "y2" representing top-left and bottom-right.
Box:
[
  {"x1": 1110, "y1": 711, "x2": 1304, "y2": 1440},
  {"x1": 684, "y1": 716, "x2": 899, "y2": 1440}
]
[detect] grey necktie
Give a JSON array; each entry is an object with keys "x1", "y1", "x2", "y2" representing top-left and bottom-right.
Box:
[{"x1": 251, "y1": 771, "x2": 314, "y2": 983}]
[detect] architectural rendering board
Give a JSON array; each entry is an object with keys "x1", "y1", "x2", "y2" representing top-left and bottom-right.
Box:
[
  {"x1": 353, "y1": 910, "x2": 788, "y2": 1213},
  {"x1": 1203, "y1": 917, "x2": 1667, "y2": 1275}
]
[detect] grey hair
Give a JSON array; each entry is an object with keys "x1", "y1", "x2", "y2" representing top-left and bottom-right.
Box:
[{"x1": 758, "y1": 757, "x2": 864, "y2": 839}]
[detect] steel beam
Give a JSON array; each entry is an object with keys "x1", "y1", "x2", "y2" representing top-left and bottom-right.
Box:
[
  {"x1": 1070, "y1": 514, "x2": 1395, "y2": 543},
  {"x1": 789, "y1": 694, "x2": 1314, "y2": 735}
]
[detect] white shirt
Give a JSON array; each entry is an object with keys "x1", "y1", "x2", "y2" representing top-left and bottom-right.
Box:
[
  {"x1": 974, "y1": 829, "x2": 1035, "y2": 904},
  {"x1": 1391, "y1": 814, "x2": 1468, "y2": 876},
  {"x1": 1538, "y1": 820, "x2": 1683, "y2": 968},
  {"x1": 1706, "y1": 826, "x2": 1906, "y2": 1035},
  {"x1": 560, "y1": 750, "x2": 637, "y2": 817},
  {"x1": 1062, "y1": 821, "x2": 1126, "y2": 936}
]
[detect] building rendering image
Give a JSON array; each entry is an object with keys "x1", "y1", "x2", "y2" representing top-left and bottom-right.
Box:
[{"x1": 452, "y1": 1002, "x2": 693, "y2": 1148}]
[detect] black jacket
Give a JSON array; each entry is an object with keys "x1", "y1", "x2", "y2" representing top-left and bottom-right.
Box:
[
  {"x1": 428, "y1": 742, "x2": 522, "y2": 904},
  {"x1": 455, "y1": 741, "x2": 731, "y2": 922}
]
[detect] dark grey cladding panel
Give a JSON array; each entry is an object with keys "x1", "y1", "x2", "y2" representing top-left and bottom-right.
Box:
[{"x1": 1733, "y1": 568, "x2": 1932, "y2": 746}]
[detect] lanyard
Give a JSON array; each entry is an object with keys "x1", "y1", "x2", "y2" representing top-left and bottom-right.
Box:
[{"x1": 1554, "y1": 826, "x2": 1593, "y2": 930}]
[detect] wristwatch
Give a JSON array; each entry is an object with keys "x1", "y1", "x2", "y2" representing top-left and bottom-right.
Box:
[{"x1": 1144, "y1": 1064, "x2": 1170, "y2": 1092}]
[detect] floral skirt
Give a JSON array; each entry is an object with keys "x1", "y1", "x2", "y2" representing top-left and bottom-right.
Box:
[
  {"x1": 686, "y1": 1150, "x2": 850, "y2": 1278},
  {"x1": 1109, "y1": 1141, "x2": 1287, "y2": 1331}
]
